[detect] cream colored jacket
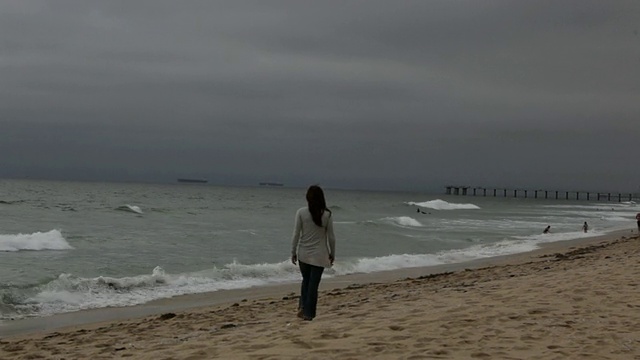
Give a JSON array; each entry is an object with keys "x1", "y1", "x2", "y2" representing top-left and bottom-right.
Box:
[{"x1": 291, "y1": 207, "x2": 336, "y2": 268}]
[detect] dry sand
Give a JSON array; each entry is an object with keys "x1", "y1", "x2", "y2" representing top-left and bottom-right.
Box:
[{"x1": 2, "y1": 231, "x2": 640, "y2": 359}]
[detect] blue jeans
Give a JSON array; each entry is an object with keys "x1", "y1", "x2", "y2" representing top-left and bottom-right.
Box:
[{"x1": 298, "y1": 261, "x2": 324, "y2": 319}]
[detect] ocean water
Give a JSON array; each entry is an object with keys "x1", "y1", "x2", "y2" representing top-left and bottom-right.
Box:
[{"x1": 0, "y1": 179, "x2": 637, "y2": 321}]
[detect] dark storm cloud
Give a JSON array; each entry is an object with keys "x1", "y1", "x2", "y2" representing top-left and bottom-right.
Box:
[{"x1": 1, "y1": 1, "x2": 639, "y2": 191}]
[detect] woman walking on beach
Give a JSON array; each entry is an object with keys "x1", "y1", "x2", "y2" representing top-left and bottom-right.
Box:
[{"x1": 291, "y1": 185, "x2": 336, "y2": 321}]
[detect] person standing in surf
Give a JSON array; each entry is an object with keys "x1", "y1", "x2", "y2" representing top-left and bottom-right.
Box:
[
  {"x1": 636, "y1": 213, "x2": 640, "y2": 233},
  {"x1": 291, "y1": 185, "x2": 336, "y2": 321},
  {"x1": 582, "y1": 222, "x2": 589, "y2": 233}
]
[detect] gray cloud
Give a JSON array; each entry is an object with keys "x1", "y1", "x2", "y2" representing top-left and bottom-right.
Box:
[{"x1": 1, "y1": 1, "x2": 639, "y2": 192}]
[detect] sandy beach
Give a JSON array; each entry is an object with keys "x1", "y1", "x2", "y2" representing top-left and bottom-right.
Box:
[{"x1": 2, "y1": 230, "x2": 640, "y2": 359}]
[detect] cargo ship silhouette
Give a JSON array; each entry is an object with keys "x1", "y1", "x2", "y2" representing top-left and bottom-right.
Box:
[
  {"x1": 177, "y1": 178, "x2": 208, "y2": 184},
  {"x1": 259, "y1": 182, "x2": 284, "y2": 187}
]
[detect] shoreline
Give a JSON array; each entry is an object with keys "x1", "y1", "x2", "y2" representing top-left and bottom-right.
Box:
[
  {"x1": 2, "y1": 229, "x2": 640, "y2": 358},
  {"x1": 1, "y1": 228, "x2": 634, "y2": 340}
]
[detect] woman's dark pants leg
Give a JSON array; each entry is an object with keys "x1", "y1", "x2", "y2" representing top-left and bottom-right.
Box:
[{"x1": 298, "y1": 261, "x2": 324, "y2": 319}]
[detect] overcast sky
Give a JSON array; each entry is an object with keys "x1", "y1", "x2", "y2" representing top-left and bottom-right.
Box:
[{"x1": 1, "y1": 1, "x2": 639, "y2": 192}]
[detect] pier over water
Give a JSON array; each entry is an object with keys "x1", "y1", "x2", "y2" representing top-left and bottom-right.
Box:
[{"x1": 445, "y1": 186, "x2": 639, "y2": 202}]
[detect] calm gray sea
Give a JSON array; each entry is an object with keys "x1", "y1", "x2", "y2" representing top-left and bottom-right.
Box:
[{"x1": 0, "y1": 179, "x2": 637, "y2": 320}]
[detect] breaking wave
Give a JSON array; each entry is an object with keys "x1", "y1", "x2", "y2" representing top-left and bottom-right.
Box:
[
  {"x1": 408, "y1": 199, "x2": 480, "y2": 210},
  {"x1": 0, "y1": 230, "x2": 73, "y2": 252}
]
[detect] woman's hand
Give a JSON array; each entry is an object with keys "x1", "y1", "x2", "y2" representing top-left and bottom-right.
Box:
[{"x1": 291, "y1": 255, "x2": 297, "y2": 265}]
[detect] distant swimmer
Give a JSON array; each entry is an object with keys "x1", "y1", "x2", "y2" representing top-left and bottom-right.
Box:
[
  {"x1": 582, "y1": 221, "x2": 589, "y2": 233},
  {"x1": 543, "y1": 225, "x2": 551, "y2": 234}
]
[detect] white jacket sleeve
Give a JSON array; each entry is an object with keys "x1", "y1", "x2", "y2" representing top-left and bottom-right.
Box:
[
  {"x1": 326, "y1": 214, "x2": 336, "y2": 258},
  {"x1": 291, "y1": 209, "x2": 302, "y2": 257}
]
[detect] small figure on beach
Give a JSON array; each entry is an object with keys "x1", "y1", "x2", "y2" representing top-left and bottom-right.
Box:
[
  {"x1": 636, "y1": 213, "x2": 640, "y2": 233},
  {"x1": 543, "y1": 225, "x2": 551, "y2": 234},
  {"x1": 582, "y1": 222, "x2": 589, "y2": 233},
  {"x1": 291, "y1": 185, "x2": 336, "y2": 321}
]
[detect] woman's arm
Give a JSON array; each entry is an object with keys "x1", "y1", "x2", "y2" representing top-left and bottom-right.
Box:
[
  {"x1": 291, "y1": 209, "x2": 302, "y2": 264},
  {"x1": 326, "y1": 215, "x2": 336, "y2": 264}
]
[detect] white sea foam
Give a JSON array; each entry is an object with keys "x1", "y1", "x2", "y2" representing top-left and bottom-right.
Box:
[
  {"x1": 116, "y1": 205, "x2": 143, "y2": 214},
  {"x1": 437, "y1": 242, "x2": 539, "y2": 263},
  {"x1": 408, "y1": 199, "x2": 480, "y2": 210},
  {"x1": 601, "y1": 215, "x2": 633, "y2": 222},
  {"x1": 0, "y1": 230, "x2": 73, "y2": 252},
  {"x1": 335, "y1": 230, "x2": 608, "y2": 274},
  {"x1": 330, "y1": 242, "x2": 534, "y2": 275},
  {"x1": 332, "y1": 254, "x2": 443, "y2": 274},
  {"x1": 509, "y1": 231, "x2": 606, "y2": 250},
  {"x1": 381, "y1": 216, "x2": 423, "y2": 227},
  {"x1": 10, "y1": 262, "x2": 302, "y2": 318},
  {"x1": 17, "y1": 255, "x2": 456, "y2": 318}
]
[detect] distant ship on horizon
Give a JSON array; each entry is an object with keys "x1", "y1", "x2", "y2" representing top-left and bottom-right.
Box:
[
  {"x1": 177, "y1": 178, "x2": 208, "y2": 184},
  {"x1": 259, "y1": 182, "x2": 284, "y2": 187}
]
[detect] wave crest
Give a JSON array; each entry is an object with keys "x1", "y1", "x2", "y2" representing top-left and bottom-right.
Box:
[
  {"x1": 0, "y1": 230, "x2": 73, "y2": 252},
  {"x1": 381, "y1": 216, "x2": 423, "y2": 227},
  {"x1": 116, "y1": 205, "x2": 143, "y2": 214},
  {"x1": 408, "y1": 199, "x2": 480, "y2": 210}
]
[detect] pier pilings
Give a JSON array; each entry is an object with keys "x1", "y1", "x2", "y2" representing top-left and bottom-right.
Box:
[{"x1": 445, "y1": 186, "x2": 638, "y2": 202}]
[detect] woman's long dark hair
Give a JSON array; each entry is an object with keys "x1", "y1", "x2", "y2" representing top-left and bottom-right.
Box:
[{"x1": 306, "y1": 185, "x2": 331, "y2": 227}]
